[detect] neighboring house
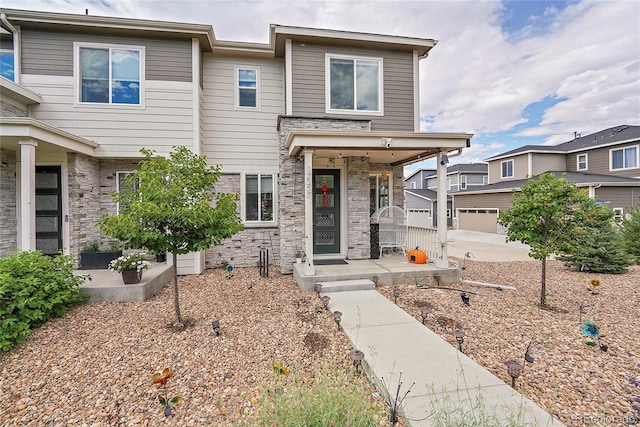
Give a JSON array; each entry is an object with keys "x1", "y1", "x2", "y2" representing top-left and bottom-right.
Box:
[
  {"x1": 0, "y1": 8, "x2": 473, "y2": 277},
  {"x1": 404, "y1": 163, "x2": 487, "y2": 227},
  {"x1": 454, "y1": 125, "x2": 640, "y2": 233}
]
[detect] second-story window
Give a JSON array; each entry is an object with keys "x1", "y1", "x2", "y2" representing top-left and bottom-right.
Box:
[
  {"x1": 482, "y1": 175, "x2": 489, "y2": 185},
  {"x1": 76, "y1": 43, "x2": 143, "y2": 105},
  {"x1": 326, "y1": 54, "x2": 382, "y2": 115},
  {"x1": 577, "y1": 153, "x2": 588, "y2": 171},
  {"x1": 236, "y1": 66, "x2": 260, "y2": 109},
  {"x1": 501, "y1": 160, "x2": 514, "y2": 178},
  {"x1": 0, "y1": 32, "x2": 14, "y2": 81},
  {"x1": 610, "y1": 145, "x2": 638, "y2": 171},
  {"x1": 460, "y1": 175, "x2": 467, "y2": 190}
]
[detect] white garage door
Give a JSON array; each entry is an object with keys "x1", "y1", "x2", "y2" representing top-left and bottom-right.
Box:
[{"x1": 458, "y1": 209, "x2": 498, "y2": 233}]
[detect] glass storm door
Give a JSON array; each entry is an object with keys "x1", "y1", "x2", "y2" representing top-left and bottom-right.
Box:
[
  {"x1": 313, "y1": 169, "x2": 340, "y2": 254},
  {"x1": 35, "y1": 166, "x2": 63, "y2": 256}
]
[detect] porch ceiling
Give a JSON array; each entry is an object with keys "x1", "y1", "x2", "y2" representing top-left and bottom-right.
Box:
[{"x1": 285, "y1": 130, "x2": 473, "y2": 166}]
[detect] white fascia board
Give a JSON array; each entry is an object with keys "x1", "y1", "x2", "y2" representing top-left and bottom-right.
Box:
[
  {"x1": 0, "y1": 77, "x2": 41, "y2": 105},
  {"x1": 0, "y1": 117, "x2": 98, "y2": 155}
]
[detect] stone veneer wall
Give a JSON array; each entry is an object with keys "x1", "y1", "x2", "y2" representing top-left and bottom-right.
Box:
[
  {"x1": 278, "y1": 116, "x2": 371, "y2": 274},
  {"x1": 0, "y1": 148, "x2": 17, "y2": 257},
  {"x1": 67, "y1": 153, "x2": 101, "y2": 264},
  {"x1": 346, "y1": 158, "x2": 371, "y2": 259},
  {"x1": 206, "y1": 173, "x2": 280, "y2": 269}
]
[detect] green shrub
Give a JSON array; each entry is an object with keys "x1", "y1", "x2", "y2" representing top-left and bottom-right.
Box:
[
  {"x1": 255, "y1": 362, "x2": 381, "y2": 426},
  {"x1": 558, "y1": 224, "x2": 632, "y2": 274},
  {"x1": 0, "y1": 251, "x2": 89, "y2": 352},
  {"x1": 621, "y1": 206, "x2": 640, "y2": 264}
]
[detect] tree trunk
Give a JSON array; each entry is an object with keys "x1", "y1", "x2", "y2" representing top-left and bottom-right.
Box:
[
  {"x1": 540, "y1": 257, "x2": 547, "y2": 306},
  {"x1": 172, "y1": 252, "x2": 183, "y2": 327}
]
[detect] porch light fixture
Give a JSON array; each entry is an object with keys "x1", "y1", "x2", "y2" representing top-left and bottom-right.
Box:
[
  {"x1": 321, "y1": 295, "x2": 331, "y2": 309},
  {"x1": 333, "y1": 311, "x2": 342, "y2": 329},
  {"x1": 454, "y1": 329, "x2": 465, "y2": 352},
  {"x1": 393, "y1": 288, "x2": 401, "y2": 304},
  {"x1": 349, "y1": 349, "x2": 365, "y2": 373},
  {"x1": 420, "y1": 306, "x2": 432, "y2": 324},
  {"x1": 504, "y1": 360, "x2": 523, "y2": 389},
  {"x1": 211, "y1": 320, "x2": 221, "y2": 336}
]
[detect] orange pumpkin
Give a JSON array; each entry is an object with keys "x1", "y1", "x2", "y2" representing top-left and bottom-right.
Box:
[{"x1": 408, "y1": 247, "x2": 427, "y2": 264}]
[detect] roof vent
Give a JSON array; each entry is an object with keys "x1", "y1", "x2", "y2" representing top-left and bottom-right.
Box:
[{"x1": 573, "y1": 131, "x2": 581, "y2": 140}]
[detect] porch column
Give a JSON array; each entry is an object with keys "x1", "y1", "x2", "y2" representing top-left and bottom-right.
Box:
[
  {"x1": 303, "y1": 150, "x2": 315, "y2": 276},
  {"x1": 19, "y1": 139, "x2": 38, "y2": 251},
  {"x1": 435, "y1": 151, "x2": 448, "y2": 268}
]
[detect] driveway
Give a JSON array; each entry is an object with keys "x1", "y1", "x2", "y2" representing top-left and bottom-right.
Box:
[{"x1": 446, "y1": 229, "x2": 532, "y2": 262}]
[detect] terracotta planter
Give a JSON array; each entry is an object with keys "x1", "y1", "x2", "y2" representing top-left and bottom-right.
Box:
[{"x1": 121, "y1": 269, "x2": 142, "y2": 284}]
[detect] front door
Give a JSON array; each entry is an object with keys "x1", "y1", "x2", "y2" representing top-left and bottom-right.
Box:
[
  {"x1": 35, "y1": 166, "x2": 63, "y2": 256},
  {"x1": 313, "y1": 169, "x2": 340, "y2": 254}
]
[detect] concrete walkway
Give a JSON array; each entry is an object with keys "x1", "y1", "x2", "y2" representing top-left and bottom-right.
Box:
[
  {"x1": 447, "y1": 230, "x2": 532, "y2": 262},
  {"x1": 323, "y1": 288, "x2": 565, "y2": 426}
]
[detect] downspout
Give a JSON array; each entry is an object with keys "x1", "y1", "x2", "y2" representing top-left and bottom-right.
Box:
[{"x1": 1, "y1": 13, "x2": 20, "y2": 84}]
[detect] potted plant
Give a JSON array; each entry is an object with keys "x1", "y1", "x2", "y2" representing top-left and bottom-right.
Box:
[
  {"x1": 295, "y1": 250, "x2": 304, "y2": 264},
  {"x1": 108, "y1": 252, "x2": 151, "y2": 284},
  {"x1": 80, "y1": 241, "x2": 122, "y2": 270},
  {"x1": 152, "y1": 250, "x2": 167, "y2": 263}
]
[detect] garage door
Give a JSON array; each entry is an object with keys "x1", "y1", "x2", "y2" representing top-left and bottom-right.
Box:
[{"x1": 458, "y1": 209, "x2": 498, "y2": 233}]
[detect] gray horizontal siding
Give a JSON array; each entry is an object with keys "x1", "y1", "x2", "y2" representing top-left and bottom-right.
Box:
[
  {"x1": 290, "y1": 43, "x2": 414, "y2": 131},
  {"x1": 595, "y1": 187, "x2": 640, "y2": 210},
  {"x1": 21, "y1": 29, "x2": 192, "y2": 82},
  {"x1": 454, "y1": 192, "x2": 515, "y2": 211}
]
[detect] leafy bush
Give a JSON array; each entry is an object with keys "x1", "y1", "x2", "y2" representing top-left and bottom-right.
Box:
[
  {"x1": 0, "y1": 251, "x2": 89, "y2": 352},
  {"x1": 621, "y1": 206, "x2": 640, "y2": 264},
  {"x1": 255, "y1": 362, "x2": 382, "y2": 426}
]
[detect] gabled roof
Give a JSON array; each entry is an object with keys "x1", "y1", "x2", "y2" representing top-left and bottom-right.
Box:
[
  {"x1": 404, "y1": 168, "x2": 436, "y2": 181},
  {"x1": 405, "y1": 188, "x2": 438, "y2": 200},
  {"x1": 485, "y1": 125, "x2": 640, "y2": 162},
  {"x1": 446, "y1": 163, "x2": 488, "y2": 173},
  {"x1": 456, "y1": 171, "x2": 640, "y2": 195}
]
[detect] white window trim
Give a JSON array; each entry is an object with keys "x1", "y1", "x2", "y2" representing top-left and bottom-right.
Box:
[
  {"x1": 410, "y1": 181, "x2": 416, "y2": 189},
  {"x1": 460, "y1": 175, "x2": 467, "y2": 190},
  {"x1": 73, "y1": 41, "x2": 145, "y2": 108},
  {"x1": 370, "y1": 173, "x2": 393, "y2": 213},
  {"x1": 482, "y1": 175, "x2": 488, "y2": 185},
  {"x1": 610, "y1": 145, "x2": 639, "y2": 171},
  {"x1": 501, "y1": 159, "x2": 514, "y2": 178},
  {"x1": 577, "y1": 153, "x2": 588, "y2": 171},
  {"x1": 240, "y1": 173, "x2": 278, "y2": 227},
  {"x1": 325, "y1": 53, "x2": 383, "y2": 116},
  {"x1": 235, "y1": 65, "x2": 261, "y2": 110}
]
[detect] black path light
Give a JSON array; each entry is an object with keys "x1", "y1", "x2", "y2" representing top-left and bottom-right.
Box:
[
  {"x1": 315, "y1": 283, "x2": 323, "y2": 296},
  {"x1": 504, "y1": 360, "x2": 523, "y2": 389},
  {"x1": 420, "y1": 306, "x2": 432, "y2": 324},
  {"x1": 349, "y1": 349, "x2": 365, "y2": 374},
  {"x1": 333, "y1": 310, "x2": 342, "y2": 330},
  {"x1": 454, "y1": 329, "x2": 465, "y2": 353},
  {"x1": 393, "y1": 288, "x2": 401, "y2": 304},
  {"x1": 321, "y1": 295, "x2": 331, "y2": 309},
  {"x1": 460, "y1": 292, "x2": 470, "y2": 307},
  {"x1": 371, "y1": 275, "x2": 379, "y2": 286},
  {"x1": 211, "y1": 320, "x2": 221, "y2": 336}
]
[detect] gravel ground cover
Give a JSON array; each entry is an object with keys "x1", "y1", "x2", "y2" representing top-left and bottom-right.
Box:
[
  {"x1": 378, "y1": 259, "x2": 640, "y2": 427},
  {"x1": 0, "y1": 267, "x2": 392, "y2": 427}
]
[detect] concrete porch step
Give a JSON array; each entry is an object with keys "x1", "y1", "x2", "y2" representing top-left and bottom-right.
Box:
[{"x1": 317, "y1": 278, "x2": 375, "y2": 293}]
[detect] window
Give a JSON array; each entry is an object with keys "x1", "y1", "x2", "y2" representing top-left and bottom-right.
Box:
[
  {"x1": 576, "y1": 154, "x2": 588, "y2": 171},
  {"x1": 236, "y1": 66, "x2": 259, "y2": 108},
  {"x1": 369, "y1": 173, "x2": 392, "y2": 216},
  {"x1": 482, "y1": 175, "x2": 488, "y2": 185},
  {"x1": 0, "y1": 50, "x2": 13, "y2": 81},
  {"x1": 446, "y1": 177, "x2": 451, "y2": 191},
  {"x1": 326, "y1": 54, "x2": 382, "y2": 114},
  {"x1": 75, "y1": 43, "x2": 143, "y2": 105},
  {"x1": 243, "y1": 174, "x2": 275, "y2": 224},
  {"x1": 501, "y1": 160, "x2": 514, "y2": 178},
  {"x1": 410, "y1": 181, "x2": 416, "y2": 189},
  {"x1": 116, "y1": 172, "x2": 139, "y2": 214},
  {"x1": 460, "y1": 175, "x2": 467, "y2": 190},
  {"x1": 613, "y1": 208, "x2": 624, "y2": 223},
  {"x1": 610, "y1": 145, "x2": 638, "y2": 170}
]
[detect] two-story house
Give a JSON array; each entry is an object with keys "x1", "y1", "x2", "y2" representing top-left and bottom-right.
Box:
[
  {"x1": 453, "y1": 125, "x2": 640, "y2": 233},
  {"x1": 0, "y1": 8, "x2": 473, "y2": 278},
  {"x1": 404, "y1": 163, "x2": 487, "y2": 227}
]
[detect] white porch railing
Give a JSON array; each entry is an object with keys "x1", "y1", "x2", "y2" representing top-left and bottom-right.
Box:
[{"x1": 407, "y1": 225, "x2": 439, "y2": 263}]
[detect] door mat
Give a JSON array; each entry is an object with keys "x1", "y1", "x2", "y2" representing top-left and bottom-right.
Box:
[{"x1": 314, "y1": 259, "x2": 348, "y2": 266}]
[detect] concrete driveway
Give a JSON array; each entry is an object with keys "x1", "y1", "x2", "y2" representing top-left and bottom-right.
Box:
[{"x1": 446, "y1": 229, "x2": 532, "y2": 262}]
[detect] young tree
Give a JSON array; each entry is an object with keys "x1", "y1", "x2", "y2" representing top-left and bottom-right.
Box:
[
  {"x1": 621, "y1": 205, "x2": 640, "y2": 264},
  {"x1": 98, "y1": 147, "x2": 243, "y2": 327},
  {"x1": 498, "y1": 173, "x2": 610, "y2": 306}
]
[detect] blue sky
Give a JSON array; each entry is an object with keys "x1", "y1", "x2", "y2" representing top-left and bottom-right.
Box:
[{"x1": 3, "y1": 0, "x2": 639, "y2": 174}]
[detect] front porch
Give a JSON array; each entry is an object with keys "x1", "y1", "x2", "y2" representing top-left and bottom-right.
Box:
[{"x1": 293, "y1": 253, "x2": 458, "y2": 291}]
